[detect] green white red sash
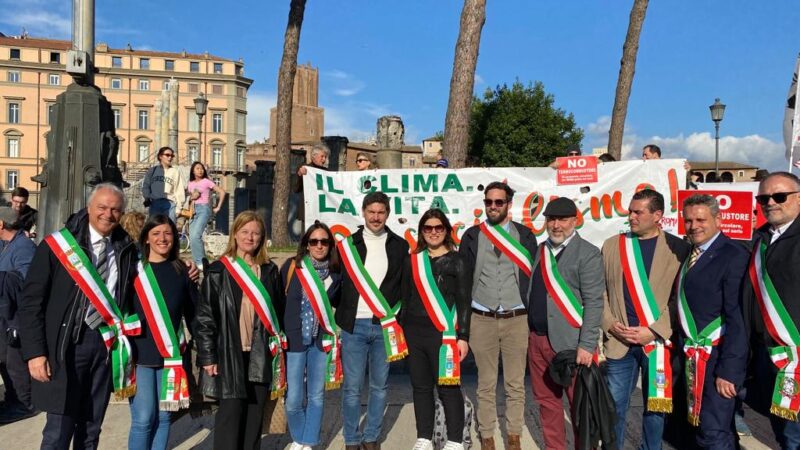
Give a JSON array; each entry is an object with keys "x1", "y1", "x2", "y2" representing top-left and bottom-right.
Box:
[
  {"x1": 134, "y1": 262, "x2": 190, "y2": 411},
  {"x1": 677, "y1": 260, "x2": 724, "y2": 426},
  {"x1": 411, "y1": 250, "x2": 460, "y2": 385},
  {"x1": 539, "y1": 245, "x2": 583, "y2": 328},
  {"x1": 337, "y1": 237, "x2": 408, "y2": 361},
  {"x1": 221, "y1": 256, "x2": 287, "y2": 399},
  {"x1": 295, "y1": 255, "x2": 343, "y2": 389},
  {"x1": 479, "y1": 222, "x2": 533, "y2": 277},
  {"x1": 618, "y1": 233, "x2": 673, "y2": 412},
  {"x1": 45, "y1": 228, "x2": 141, "y2": 398},
  {"x1": 749, "y1": 239, "x2": 800, "y2": 421}
]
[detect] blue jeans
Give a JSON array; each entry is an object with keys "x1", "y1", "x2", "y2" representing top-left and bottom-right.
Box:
[
  {"x1": 128, "y1": 366, "x2": 171, "y2": 450},
  {"x1": 605, "y1": 346, "x2": 665, "y2": 450},
  {"x1": 148, "y1": 198, "x2": 173, "y2": 221},
  {"x1": 189, "y1": 203, "x2": 211, "y2": 266},
  {"x1": 341, "y1": 319, "x2": 390, "y2": 445},
  {"x1": 286, "y1": 344, "x2": 328, "y2": 446}
]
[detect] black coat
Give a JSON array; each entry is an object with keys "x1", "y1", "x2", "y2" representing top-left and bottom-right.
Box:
[
  {"x1": 194, "y1": 259, "x2": 285, "y2": 400},
  {"x1": 334, "y1": 226, "x2": 409, "y2": 334},
  {"x1": 18, "y1": 209, "x2": 138, "y2": 414},
  {"x1": 280, "y1": 258, "x2": 342, "y2": 353}
]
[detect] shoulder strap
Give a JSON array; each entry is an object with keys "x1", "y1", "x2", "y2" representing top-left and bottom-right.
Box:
[{"x1": 284, "y1": 259, "x2": 296, "y2": 294}]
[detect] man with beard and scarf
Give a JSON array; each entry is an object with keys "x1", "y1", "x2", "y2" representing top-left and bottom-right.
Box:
[{"x1": 458, "y1": 181, "x2": 538, "y2": 450}]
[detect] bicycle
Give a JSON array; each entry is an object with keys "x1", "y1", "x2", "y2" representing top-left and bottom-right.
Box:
[{"x1": 178, "y1": 215, "x2": 226, "y2": 258}]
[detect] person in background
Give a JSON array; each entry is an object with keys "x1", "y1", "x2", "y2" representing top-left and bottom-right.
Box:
[
  {"x1": 188, "y1": 162, "x2": 227, "y2": 269},
  {"x1": 128, "y1": 215, "x2": 197, "y2": 450},
  {"x1": 281, "y1": 221, "x2": 342, "y2": 450},
  {"x1": 403, "y1": 209, "x2": 471, "y2": 450},
  {"x1": 642, "y1": 144, "x2": 662, "y2": 160},
  {"x1": 549, "y1": 144, "x2": 582, "y2": 168},
  {"x1": 142, "y1": 147, "x2": 186, "y2": 222},
  {"x1": 9, "y1": 187, "x2": 37, "y2": 237},
  {"x1": 294, "y1": 144, "x2": 331, "y2": 227},
  {"x1": 195, "y1": 211, "x2": 285, "y2": 450},
  {"x1": 355, "y1": 152, "x2": 374, "y2": 171},
  {"x1": 598, "y1": 153, "x2": 617, "y2": 163},
  {"x1": 119, "y1": 212, "x2": 146, "y2": 243}
]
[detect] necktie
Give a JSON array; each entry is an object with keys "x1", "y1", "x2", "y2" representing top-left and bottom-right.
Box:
[
  {"x1": 85, "y1": 237, "x2": 109, "y2": 329},
  {"x1": 687, "y1": 246, "x2": 703, "y2": 270}
]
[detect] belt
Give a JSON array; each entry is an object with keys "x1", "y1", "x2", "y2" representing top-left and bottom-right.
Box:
[{"x1": 471, "y1": 308, "x2": 527, "y2": 319}]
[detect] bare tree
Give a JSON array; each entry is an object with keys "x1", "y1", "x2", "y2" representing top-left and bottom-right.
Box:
[
  {"x1": 607, "y1": 0, "x2": 649, "y2": 160},
  {"x1": 271, "y1": 0, "x2": 307, "y2": 247},
  {"x1": 443, "y1": 0, "x2": 487, "y2": 168}
]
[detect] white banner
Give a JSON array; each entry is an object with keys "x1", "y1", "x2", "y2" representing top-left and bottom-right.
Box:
[{"x1": 304, "y1": 159, "x2": 686, "y2": 248}]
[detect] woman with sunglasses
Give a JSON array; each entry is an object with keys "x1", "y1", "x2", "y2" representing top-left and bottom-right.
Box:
[
  {"x1": 194, "y1": 211, "x2": 286, "y2": 450},
  {"x1": 128, "y1": 215, "x2": 198, "y2": 450},
  {"x1": 403, "y1": 209, "x2": 472, "y2": 450},
  {"x1": 355, "y1": 152, "x2": 373, "y2": 171},
  {"x1": 280, "y1": 221, "x2": 342, "y2": 450},
  {"x1": 141, "y1": 146, "x2": 186, "y2": 222},
  {"x1": 187, "y1": 162, "x2": 227, "y2": 269}
]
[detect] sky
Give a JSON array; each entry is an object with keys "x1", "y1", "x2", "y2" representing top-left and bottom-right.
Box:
[{"x1": 2, "y1": 0, "x2": 799, "y2": 171}]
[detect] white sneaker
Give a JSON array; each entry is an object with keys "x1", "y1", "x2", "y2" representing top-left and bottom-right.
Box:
[
  {"x1": 412, "y1": 438, "x2": 434, "y2": 450},
  {"x1": 302, "y1": 447, "x2": 312, "y2": 450},
  {"x1": 289, "y1": 443, "x2": 303, "y2": 450},
  {"x1": 443, "y1": 441, "x2": 464, "y2": 450}
]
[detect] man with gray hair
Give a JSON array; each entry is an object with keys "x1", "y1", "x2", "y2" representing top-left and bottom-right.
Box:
[
  {"x1": 294, "y1": 143, "x2": 331, "y2": 226},
  {"x1": 677, "y1": 194, "x2": 749, "y2": 448}
]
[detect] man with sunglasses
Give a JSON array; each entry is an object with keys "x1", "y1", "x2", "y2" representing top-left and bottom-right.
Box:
[
  {"x1": 141, "y1": 146, "x2": 186, "y2": 221},
  {"x1": 458, "y1": 181, "x2": 538, "y2": 450},
  {"x1": 743, "y1": 172, "x2": 800, "y2": 449}
]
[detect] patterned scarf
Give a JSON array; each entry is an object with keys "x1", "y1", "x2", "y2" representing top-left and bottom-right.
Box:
[{"x1": 301, "y1": 259, "x2": 330, "y2": 345}]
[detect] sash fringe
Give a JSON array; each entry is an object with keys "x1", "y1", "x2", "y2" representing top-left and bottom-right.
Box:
[
  {"x1": 270, "y1": 387, "x2": 286, "y2": 401},
  {"x1": 438, "y1": 377, "x2": 461, "y2": 386},
  {"x1": 159, "y1": 399, "x2": 190, "y2": 412},
  {"x1": 647, "y1": 398, "x2": 672, "y2": 413},
  {"x1": 687, "y1": 413, "x2": 700, "y2": 427},
  {"x1": 386, "y1": 350, "x2": 408, "y2": 362},
  {"x1": 772, "y1": 405, "x2": 800, "y2": 422},
  {"x1": 325, "y1": 381, "x2": 342, "y2": 391},
  {"x1": 114, "y1": 384, "x2": 137, "y2": 400}
]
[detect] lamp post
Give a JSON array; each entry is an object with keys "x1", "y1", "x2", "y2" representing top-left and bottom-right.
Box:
[
  {"x1": 193, "y1": 92, "x2": 208, "y2": 163},
  {"x1": 709, "y1": 98, "x2": 726, "y2": 181}
]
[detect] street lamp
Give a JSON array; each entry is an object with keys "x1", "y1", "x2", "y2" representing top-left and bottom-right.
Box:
[
  {"x1": 709, "y1": 98, "x2": 726, "y2": 181},
  {"x1": 193, "y1": 92, "x2": 208, "y2": 163}
]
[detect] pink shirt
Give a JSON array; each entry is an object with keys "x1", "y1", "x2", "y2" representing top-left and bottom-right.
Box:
[{"x1": 188, "y1": 178, "x2": 216, "y2": 204}]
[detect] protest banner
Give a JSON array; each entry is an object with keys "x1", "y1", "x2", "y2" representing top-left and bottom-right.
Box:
[
  {"x1": 696, "y1": 181, "x2": 765, "y2": 229},
  {"x1": 677, "y1": 190, "x2": 754, "y2": 240},
  {"x1": 556, "y1": 155, "x2": 599, "y2": 185},
  {"x1": 304, "y1": 159, "x2": 686, "y2": 249}
]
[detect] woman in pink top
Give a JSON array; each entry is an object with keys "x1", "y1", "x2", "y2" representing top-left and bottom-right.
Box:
[{"x1": 187, "y1": 162, "x2": 227, "y2": 267}]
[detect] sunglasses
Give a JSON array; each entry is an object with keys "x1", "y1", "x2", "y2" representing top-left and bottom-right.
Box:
[
  {"x1": 756, "y1": 191, "x2": 799, "y2": 205},
  {"x1": 357, "y1": 159, "x2": 369, "y2": 163},
  {"x1": 308, "y1": 238, "x2": 331, "y2": 247},
  {"x1": 567, "y1": 152, "x2": 580, "y2": 156},
  {"x1": 162, "y1": 153, "x2": 174, "y2": 158},
  {"x1": 422, "y1": 224, "x2": 446, "y2": 234},
  {"x1": 483, "y1": 199, "x2": 508, "y2": 208}
]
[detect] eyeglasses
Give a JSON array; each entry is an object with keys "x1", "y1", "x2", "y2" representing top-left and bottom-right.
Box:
[
  {"x1": 567, "y1": 152, "x2": 580, "y2": 156},
  {"x1": 756, "y1": 191, "x2": 799, "y2": 205},
  {"x1": 357, "y1": 159, "x2": 369, "y2": 163},
  {"x1": 422, "y1": 224, "x2": 445, "y2": 234},
  {"x1": 308, "y1": 238, "x2": 331, "y2": 247},
  {"x1": 162, "y1": 153, "x2": 174, "y2": 158},
  {"x1": 483, "y1": 199, "x2": 508, "y2": 208}
]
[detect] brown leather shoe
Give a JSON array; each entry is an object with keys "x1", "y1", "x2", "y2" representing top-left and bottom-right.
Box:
[
  {"x1": 361, "y1": 442, "x2": 380, "y2": 450},
  {"x1": 507, "y1": 434, "x2": 521, "y2": 450},
  {"x1": 346, "y1": 446, "x2": 360, "y2": 450},
  {"x1": 480, "y1": 436, "x2": 495, "y2": 450}
]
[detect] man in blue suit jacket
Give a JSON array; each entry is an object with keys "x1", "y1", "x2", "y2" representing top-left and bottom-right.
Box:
[{"x1": 678, "y1": 194, "x2": 749, "y2": 449}]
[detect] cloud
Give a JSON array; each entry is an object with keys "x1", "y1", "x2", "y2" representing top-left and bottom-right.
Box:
[
  {"x1": 587, "y1": 115, "x2": 612, "y2": 135},
  {"x1": 0, "y1": 11, "x2": 70, "y2": 38},
  {"x1": 474, "y1": 74, "x2": 485, "y2": 86},
  {"x1": 246, "y1": 90, "x2": 277, "y2": 143},
  {"x1": 323, "y1": 69, "x2": 365, "y2": 97}
]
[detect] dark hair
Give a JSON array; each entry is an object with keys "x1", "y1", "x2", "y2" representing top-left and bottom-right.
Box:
[
  {"x1": 295, "y1": 220, "x2": 340, "y2": 272},
  {"x1": 415, "y1": 209, "x2": 455, "y2": 254},
  {"x1": 759, "y1": 171, "x2": 800, "y2": 191},
  {"x1": 362, "y1": 191, "x2": 391, "y2": 212},
  {"x1": 11, "y1": 187, "x2": 29, "y2": 199},
  {"x1": 598, "y1": 153, "x2": 616, "y2": 162},
  {"x1": 157, "y1": 146, "x2": 174, "y2": 158},
  {"x1": 632, "y1": 189, "x2": 665, "y2": 214},
  {"x1": 484, "y1": 181, "x2": 515, "y2": 201},
  {"x1": 189, "y1": 161, "x2": 208, "y2": 181},
  {"x1": 138, "y1": 214, "x2": 184, "y2": 274},
  {"x1": 643, "y1": 144, "x2": 662, "y2": 157}
]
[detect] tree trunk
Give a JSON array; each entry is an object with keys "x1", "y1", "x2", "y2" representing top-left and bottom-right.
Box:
[
  {"x1": 608, "y1": 0, "x2": 649, "y2": 161},
  {"x1": 443, "y1": 0, "x2": 487, "y2": 169},
  {"x1": 271, "y1": 0, "x2": 306, "y2": 247}
]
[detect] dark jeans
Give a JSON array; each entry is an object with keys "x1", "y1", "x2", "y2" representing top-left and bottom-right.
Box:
[
  {"x1": 213, "y1": 352, "x2": 269, "y2": 450},
  {"x1": 41, "y1": 329, "x2": 112, "y2": 450},
  {"x1": 406, "y1": 319, "x2": 465, "y2": 443}
]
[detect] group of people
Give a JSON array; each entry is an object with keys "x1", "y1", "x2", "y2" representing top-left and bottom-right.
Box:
[{"x1": 4, "y1": 163, "x2": 800, "y2": 450}]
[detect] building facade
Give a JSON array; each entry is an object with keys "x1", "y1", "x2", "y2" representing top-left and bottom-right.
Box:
[{"x1": 0, "y1": 34, "x2": 253, "y2": 207}]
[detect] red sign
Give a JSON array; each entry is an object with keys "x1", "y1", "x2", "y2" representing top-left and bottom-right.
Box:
[
  {"x1": 677, "y1": 190, "x2": 754, "y2": 240},
  {"x1": 556, "y1": 156, "x2": 598, "y2": 185}
]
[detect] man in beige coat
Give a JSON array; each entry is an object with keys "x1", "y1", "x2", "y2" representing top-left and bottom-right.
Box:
[{"x1": 601, "y1": 189, "x2": 690, "y2": 449}]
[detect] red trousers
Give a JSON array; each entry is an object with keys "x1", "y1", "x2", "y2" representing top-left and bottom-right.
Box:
[{"x1": 527, "y1": 332, "x2": 577, "y2": 450}]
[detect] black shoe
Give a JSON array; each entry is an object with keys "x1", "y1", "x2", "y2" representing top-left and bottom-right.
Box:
[{"x1": 0, "y1": 402, "x2": 39, "y2": 424}]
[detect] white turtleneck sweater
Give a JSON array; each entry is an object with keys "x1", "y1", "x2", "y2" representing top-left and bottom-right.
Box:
[{"x1": 356, "y1": 226, "x2": 388, "y2": 318}]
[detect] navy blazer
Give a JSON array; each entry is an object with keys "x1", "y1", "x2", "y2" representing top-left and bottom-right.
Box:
[
  {"x1": 678, "y1": 233, "x2": 749, "y2": 386},
  {"x1": 281, "y1": 258, "x2": 342, "y2": 353}
]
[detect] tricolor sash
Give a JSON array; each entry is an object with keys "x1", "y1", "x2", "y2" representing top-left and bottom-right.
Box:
[
  {"x1": 749, "y1": 239, "x2": 800, "y2": 421},
  {"x1": 220, "y1": 256, "x2": 287, "y2": 399},
  {"x1": 45, "y1": 228, "x2": 141, "y2": 398},
  {"x1": 479, "y1": 222, "x2": 533, "y2": 277},
  {"x1": 295, "y1": 255, "x2": 343, "y2": 389},
  {"x1": 134, "y1": 262, "x2": 190, "y2": 411},
  {"x1": 619, "y1": 233, "x2": 673, "y2": 412},
  {"x1": 411, "y1": 250, "x2": 460, "y2": 385},
  {"x1": 539, "y1": 245, "x2": 583, "y2": 328},
  {"x1": 677, "y1": 260, "x2": 724, "y2": 426},
  {"x1": 337, "y1": 237, "x2": 408, "y2": 361}
]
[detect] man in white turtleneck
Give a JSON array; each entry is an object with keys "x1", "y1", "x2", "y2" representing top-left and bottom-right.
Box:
[{"x1": 334, "y1": 192, "x2": 410, "y2": 450}]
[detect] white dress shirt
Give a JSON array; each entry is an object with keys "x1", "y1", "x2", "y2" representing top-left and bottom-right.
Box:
[{"x1": 88, "y1": 225, "x2": 118, "y2": 296}]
